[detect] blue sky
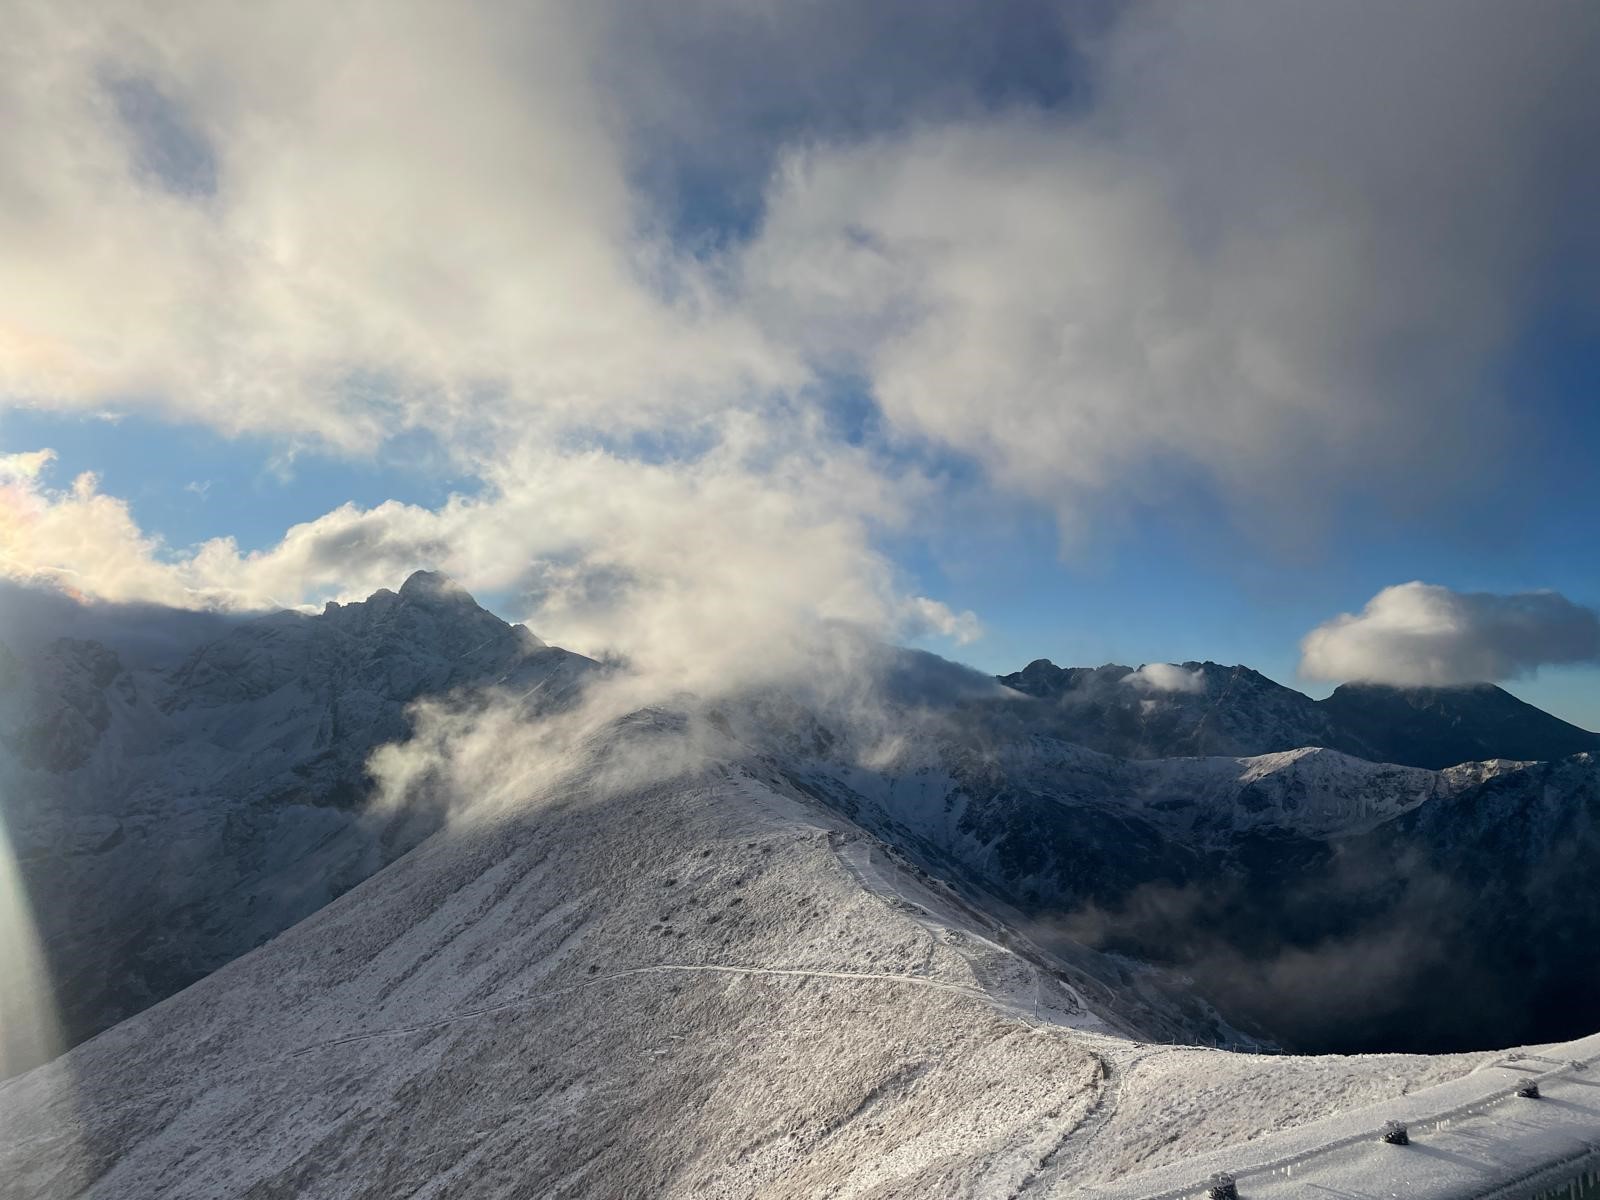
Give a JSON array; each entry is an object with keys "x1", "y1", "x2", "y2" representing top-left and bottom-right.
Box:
[
  {"x1": 11, "y1": 323, "x2": 1599, "y2": 725},
  {"x1": 0, "y1": 409, "x2": 477, "y2": 553},
  {"x1": 3, "y1": 1, "x2": 1599, "y2": 724}
]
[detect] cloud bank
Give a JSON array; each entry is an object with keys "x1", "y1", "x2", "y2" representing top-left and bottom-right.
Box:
[
  {"x1": 3, "y1": 0, "x2": 1599, "y2": 676},
  {"x1": 2, "y1": 437, "x2": 974, "y2": 695},
  {"x1": 1300, "y1": 582, "x2": 1600, "y2": 687},
  {"x1": 745, "y1": 1, "x2": 1600, "y2": 537}
]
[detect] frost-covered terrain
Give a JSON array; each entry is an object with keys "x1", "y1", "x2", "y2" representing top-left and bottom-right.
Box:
[
  {"x1": 4, "y1": 575, "x2": 1600, "y2": 1197},
  {"x1": 769, "y1": 683, "x2": 1600, "y2": 1055},
  {"x1": 0, "y1": 754, "x2": 1503, "y2": 1199},
  {"x1": 0, "y1": 573, "x2": 594, "y2": 1063}
]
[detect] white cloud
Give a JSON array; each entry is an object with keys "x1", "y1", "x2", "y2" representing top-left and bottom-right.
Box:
[
  {"x1": 1299, "y1": 582, "x2": 1600, "y2": 687},
  {"x1": 1124, "y1": 663, "x2": 1205, "y2": 694},
  {"x1": 902, "y1": 596, "x2": 983, "y2": 646},
  {"x1": 0, "y1": 2, "x2": 992, "y2": 692},
  {"x1": 8, "y1": 3, "x2": 1596, "y2": 514},
  {"x1": 743, "y1": 2, "x2": 1600, "y2": 539},
  {"x1": 0, "y1": 450, "x2": 56, "y2": 484},
  {"x1": 0, "y1": 430, "x2": 932, "y2": 696},
  {"x1": 4, "y1": 0, "x2": 1599, "y2": 691},
  {"x1": 0, "y1": 462, "x2": 206, "y2": 609},
  {"x1": 0, "y1": 1, "x2": 793, "y2": 451}
]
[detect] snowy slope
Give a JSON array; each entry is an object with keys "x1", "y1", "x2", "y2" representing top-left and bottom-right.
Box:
[
  {"x1": 0, "y1": 753, "x2": 1490, "y2": 1200},
  {"x1": 1085, "y1": 1033, "x2": 1600, "y2": 1200},
  {"x1": 5, "y1": 578, "x2": 1582, "y2": 1067},
  {"x1": 6, "y1": 577, "x2": 1600, "y2": 1197},
  {"x1": 773, "y1": 695, "x2": 1600, "y2": 1054}
]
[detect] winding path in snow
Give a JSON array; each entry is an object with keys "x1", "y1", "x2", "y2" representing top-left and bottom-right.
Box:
[
  {"x1": 0, "y1": 956, "x2": 1073, "y2": 1145},
  {"x1": 293, "y1": 960, "x2": 1003, "y2": 1056}
]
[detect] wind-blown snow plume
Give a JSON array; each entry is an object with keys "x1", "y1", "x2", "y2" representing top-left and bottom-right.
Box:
[
  {"x1": 1125, "y1": 663, "x2": 1205, "y2": 694},
  {"x1": 1300, "y1": 582, "x2": 1600, "y2": 686}
]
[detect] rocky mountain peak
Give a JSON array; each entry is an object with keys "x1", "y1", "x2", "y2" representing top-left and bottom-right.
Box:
[
  {"x1": 996, "y1": 655, "x2": 1600, "y2": 770},
  {"x1": 2, "y1": 574, "x2": 599, "y2": 1061},
  {"x1": 1320, "y1": 679, "x2": 1600, "y2": 769}
]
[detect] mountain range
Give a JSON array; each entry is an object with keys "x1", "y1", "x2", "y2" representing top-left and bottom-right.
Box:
[
  {"x1": 998, "y1": 658, "x2": 1600, "y2": 768},
  {"x1": 4, "y1": 574, "x2": 1600, "y2": 1196}
]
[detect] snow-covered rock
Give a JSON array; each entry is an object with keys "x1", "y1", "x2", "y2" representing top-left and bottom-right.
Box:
[
  {"x1": 0, "y1": 573, "x2": 595, "y2": 1065},
  {"x1": 998, "y1": 658, "x2": 1600, "y2": 769},
  {"x1": 6, "y1": 577, "x2": 1600, "y2": 1197}
]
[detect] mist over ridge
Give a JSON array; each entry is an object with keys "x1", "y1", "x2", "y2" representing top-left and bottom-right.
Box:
[
  {"x1": 5, "y1": 1, "x2": 1600, "y2": 1193},
  {"x1": 7, "y1": 572, "x2": 1600, "y2": 1072}
]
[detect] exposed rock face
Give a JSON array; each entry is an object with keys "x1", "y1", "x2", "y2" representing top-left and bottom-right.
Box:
[
  {"x1": 1320, "y1": 680, "x2": 1600, "y2": 768},
  {"x1": 996, "y1": 660, "x2": 1364, "y2": 760},
  {"x1": 0, "y1": 573, "x2": 595, "y2": 1063},
  {"x1": 1, "y1": 638, "x2": 133, "y2": 772}
]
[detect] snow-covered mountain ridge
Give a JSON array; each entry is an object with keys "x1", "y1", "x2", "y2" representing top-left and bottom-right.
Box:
[
  {"x1": 0, "y1": 572, "x2": 596, "y2": 1066},
  {"x1": 999, "y1": 657, "x2": 1600, "y2": 768},
  {"x1": 765, "y1": 676, "x2": 1600, "y2": 1053},
  {"x1": 0, "y1": 720, "x2": 1509, "y2": 1200},
  {"x1": 6, "y1": 574, "x2": 1600, "y2": 1197},
  {"x1": 9, "y1": 575, "x2": 1597, "y2": 1067}
]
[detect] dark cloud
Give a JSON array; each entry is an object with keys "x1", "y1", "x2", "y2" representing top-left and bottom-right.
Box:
[
  {"x1": 105, "y1": 75, "x2": 218, "y2": 198},
  {"x1": 1045, "y1": 847, "x2": 1511, "y2": 1054},
  {"x1": 0, "y1": 580, "x2": 245, "y2": 668},
  {"x1": 593, "y1": 0, "x2": 1097, "y2": 244}
]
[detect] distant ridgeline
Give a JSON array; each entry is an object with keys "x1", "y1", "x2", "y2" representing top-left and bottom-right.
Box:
[
  {"x1": 997, "y1": 659, "x2": 1600, "y2": 769},
  {"x1": 786, "y1": 656, "x2": 1600, "y2": 1054}
]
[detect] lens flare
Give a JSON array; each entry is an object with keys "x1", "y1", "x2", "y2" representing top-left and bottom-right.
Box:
[{"x1": 0, "y1": 801, "x2": 61, "y2": 1078}]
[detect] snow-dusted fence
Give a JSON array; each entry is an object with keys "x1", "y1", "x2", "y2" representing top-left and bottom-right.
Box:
[{"x1": 1088, "y1": 1038, "x2": 1600, "y2": 1200}]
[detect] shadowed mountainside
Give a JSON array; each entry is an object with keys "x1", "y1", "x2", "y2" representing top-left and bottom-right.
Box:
[
  {"x1": 998, "y1": 658, "x2": 1600, "y2": 769},
  {"x1": 0, "y1": 572, "x2": 595, "y2": 1068}
]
